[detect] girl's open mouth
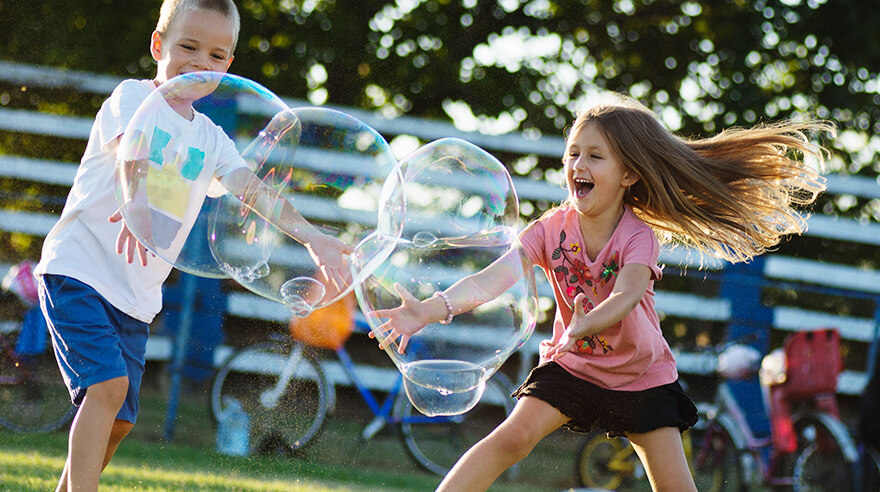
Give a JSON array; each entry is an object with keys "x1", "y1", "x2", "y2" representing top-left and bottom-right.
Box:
[{"x1": 574, "y1": 178, "x2": 594, "y2": 198}]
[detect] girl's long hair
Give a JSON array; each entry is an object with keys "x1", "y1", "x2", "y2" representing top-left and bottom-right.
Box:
[{"x1": 567, "y1": 95, "x2": 833, "y2": 264}]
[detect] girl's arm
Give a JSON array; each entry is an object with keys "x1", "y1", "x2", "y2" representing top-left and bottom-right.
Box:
[
  {"x1": 220, "y1": 167, "x2": 354, "y2": 289},
  {"x1": 546, "y1": 262, "x2": 652, "y2": 360},
  {"x1": 371, "y1": 246, "x2": 530, "y2": 354}
]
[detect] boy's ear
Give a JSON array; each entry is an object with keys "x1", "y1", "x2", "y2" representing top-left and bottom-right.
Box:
[{"x1": 150, "y1": 31, "x2": 163, "y2": 61}]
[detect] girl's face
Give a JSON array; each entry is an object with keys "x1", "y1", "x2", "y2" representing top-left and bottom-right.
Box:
[
  {"x1": 151, "y1": 9, "x2": 236, "y2": 85},
  {"x1": 563, "y1": 121, "x2": 638, "y2": 219}
]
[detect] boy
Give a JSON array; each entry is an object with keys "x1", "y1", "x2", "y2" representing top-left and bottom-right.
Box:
[{"x1": 34, "y1": 1, "x2": 351, "y2": 490}]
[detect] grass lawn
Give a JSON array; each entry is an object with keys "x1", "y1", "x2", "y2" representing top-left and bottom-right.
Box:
[{"x1": 0, "y1": 376, "x2": 588, "y2": 491}]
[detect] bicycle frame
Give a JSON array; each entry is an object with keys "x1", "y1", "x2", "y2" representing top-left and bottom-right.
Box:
[
  {"x1": 333, "y1": 344, "x2": 458, "y2": 440},
  {"x1": 708, "y1": 381, "x2": 784, "y2": 486},
  {"x1": 699, "y1": 328, "x2": 859, "y2": 489},
  {"x1": 260, "y1": 320, "x2": 460, "y2": 441}
]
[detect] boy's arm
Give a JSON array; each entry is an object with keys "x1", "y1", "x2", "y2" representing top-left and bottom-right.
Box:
[
  {"x1": 219, "y1": 167, "x2": 354, "y2": 287},
  {"x1": 111, "y1": 158, "x2": 152, "y2": 266}
]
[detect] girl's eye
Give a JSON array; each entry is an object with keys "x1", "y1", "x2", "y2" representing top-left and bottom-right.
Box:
[
  {"x1": 181, "y1": 44, "x2": 195, "y2": 51},
  {"x1": 590, "y1": 154, "x2": 602, "y2": 160}
]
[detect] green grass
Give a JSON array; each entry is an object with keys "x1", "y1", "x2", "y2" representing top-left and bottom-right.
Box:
[{"x1": 0, "y1": 382, "x2": 586, "y2": 491}]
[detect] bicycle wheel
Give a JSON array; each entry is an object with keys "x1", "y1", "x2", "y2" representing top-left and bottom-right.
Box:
[
  {"x1": 859, "y1": 444, "x2": 880, "y2": 492},
  {"x1": 396, "y1": 376, "x2": 517, "y2": 477},
  {"x1": 690, "y1": 419, "x2": 745, "y2": 492},
  {"x1": 577, "y1": 432, "x2": 637, "y2": 490},
  {"x1": 792, "y1": 414, "x2": 856, "y2": 492},
  {"x1": 210, "y1": 341, "x2": 328, "y2": 452},
  {"x1": 0, "y1": 328, "x2": 75, "y2": 433}
]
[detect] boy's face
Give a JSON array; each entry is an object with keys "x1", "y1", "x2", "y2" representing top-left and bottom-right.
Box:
[{"x1": 150, "y1": 9, "x2": 236, "y2": 85}]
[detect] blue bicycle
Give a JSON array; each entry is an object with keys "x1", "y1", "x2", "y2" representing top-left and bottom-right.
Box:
[{"x1": 209, "y1": 320, "x2": 518, "y2": 477}]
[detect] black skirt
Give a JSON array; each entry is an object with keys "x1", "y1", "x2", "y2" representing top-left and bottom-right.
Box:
[{"x1": 512, "y1": 361, "x2": 698, "y2": 437}]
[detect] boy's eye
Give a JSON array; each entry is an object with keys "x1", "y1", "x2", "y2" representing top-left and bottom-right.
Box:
[{"x1": 212, "y1": 54, "x2": 226, "y2": 61}]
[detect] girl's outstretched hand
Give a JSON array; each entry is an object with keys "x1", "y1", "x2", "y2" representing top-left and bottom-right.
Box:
[
  {"x1": 547, "y1": 292, "x2": 589, "y2": 360},
  {"x1": 369, "y1": 283, "x2": 431, "y2": 354},
  {"x1": 109, "y1": 209, "x2": 150, "y2": 266}
]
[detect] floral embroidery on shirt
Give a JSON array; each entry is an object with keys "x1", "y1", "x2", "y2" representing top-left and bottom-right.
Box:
[
  {"x1": 550, "y1": 230, "x2": 614, "y2": 354},
  {"x1": 601, "y1": 251, "x2": 620, "y2": 283}
]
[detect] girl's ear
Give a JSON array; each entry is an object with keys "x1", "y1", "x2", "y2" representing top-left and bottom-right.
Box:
[
  {"x1": 622, "y1": 170, "x2": 640, "y2": 187},
  {"x1": 150, "y1": 31, "x2": 163, "y2": 61}
]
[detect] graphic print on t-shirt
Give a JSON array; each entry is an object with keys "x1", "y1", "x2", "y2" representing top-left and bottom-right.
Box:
[{"x1": 144, "y1": 125, "x2": 206, "y2": 249}]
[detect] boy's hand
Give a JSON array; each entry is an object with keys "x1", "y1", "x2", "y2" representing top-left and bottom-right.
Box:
[
  {"x1": 109, "y1": 209, "x2": 150, "y2": 266},
  {"x1": 548, "y1": 292, "x2": 588, "y2": 360},
  {"x1": 304, "y1": 233, "x2": 354, "y2": 295}
]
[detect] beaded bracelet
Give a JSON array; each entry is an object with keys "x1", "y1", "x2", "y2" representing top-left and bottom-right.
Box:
[{"x1": 435, "y1": 291, "x2": 453, "y2": 325}]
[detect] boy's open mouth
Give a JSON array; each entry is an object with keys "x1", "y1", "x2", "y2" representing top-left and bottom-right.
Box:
[{"x1": 573, "y1": 178, "x2": 594, "y2": 198}]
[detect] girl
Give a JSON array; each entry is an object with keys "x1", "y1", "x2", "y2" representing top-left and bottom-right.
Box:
[{"x1": 372, "y1": 94, "x2": 831, "y2": 491}]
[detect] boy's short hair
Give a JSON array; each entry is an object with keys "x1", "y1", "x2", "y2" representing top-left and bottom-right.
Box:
[{"x1": 156, "y1": 0, "x2": 241, "y2": 52}]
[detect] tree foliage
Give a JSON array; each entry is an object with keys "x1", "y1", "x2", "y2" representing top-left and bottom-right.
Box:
[{"x1": 1, "y1": 0, "x2": 878, "y2": 219}]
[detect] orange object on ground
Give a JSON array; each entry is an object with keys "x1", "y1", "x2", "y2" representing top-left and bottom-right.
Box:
[{"x1": 289, "y1": 293, "x2": 355, "y2": 350}]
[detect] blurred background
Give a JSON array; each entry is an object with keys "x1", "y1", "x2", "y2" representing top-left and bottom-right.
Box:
[{"x1": 1, "y1": 1, "x2": 879, "y2": 490}]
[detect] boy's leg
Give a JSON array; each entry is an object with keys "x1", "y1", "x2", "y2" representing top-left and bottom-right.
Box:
[
  {"x1": 62, "y1": 376, "x2": 129, "y2": 492},
  {"x1": 39, "y1": 275, "x2": 148, "y2": 492},
  {"x1": 55, "y1": 415, "x2": 135, "y2": 492},
  {"x1": 628, "y1": 426, "x2": 697, "y2": 492},
  {"x1": 436, "y1": 396, "x2": 568, "y2": 492},
  {"x1": 104, "y1": 419, "x2": 135, "y2": 468}
]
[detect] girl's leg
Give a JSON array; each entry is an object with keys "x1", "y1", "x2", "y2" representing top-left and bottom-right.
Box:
[
  {"x1": 436, "y1": 396, "x2": 569, "y2": 492},
  {"x1": 627, "y1": 426, "x2": 697, "y2": 492}
]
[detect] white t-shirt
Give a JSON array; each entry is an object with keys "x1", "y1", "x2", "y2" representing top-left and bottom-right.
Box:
[{"x1": 35, "y1": 79, "x2": 245, "y2": 323}]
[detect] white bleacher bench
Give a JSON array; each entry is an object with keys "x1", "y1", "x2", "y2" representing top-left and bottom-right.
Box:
[{"x1": 1, "y1": 61, "x2": 879, "y2": 398}]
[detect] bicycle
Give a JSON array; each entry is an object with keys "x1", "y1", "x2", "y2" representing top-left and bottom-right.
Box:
[
  {"x1": 691, "y1": 328, "x2": 858, "y2": 491},
  {"x1": 210, "y1": 317, "x2": 518, "y2": 477},
  {"x1": 575, "y1": 391, "x2": 724, "y2": 491},
  {"x1": 0, "y1": 261, "x2": 76, "y2": 433}
]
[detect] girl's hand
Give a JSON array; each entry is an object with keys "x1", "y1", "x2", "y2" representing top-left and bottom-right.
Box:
[
  {"x1": 304, "y1": 233, "x2": 354, "y2": 294},
  {"x1": 369, "y1": 283, "x2": 432, "y2": 354},
  {"x1": 548, "y1": 292, "x2": 589, "y2": 360},
  {"x1": 109, "y1": 209, "x2": 150, "y2": 266}
]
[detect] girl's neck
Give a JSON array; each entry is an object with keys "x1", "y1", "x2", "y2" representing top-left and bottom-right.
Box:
[{"x1": 576, "y1": 203, "x2": 626, "y2": 262}]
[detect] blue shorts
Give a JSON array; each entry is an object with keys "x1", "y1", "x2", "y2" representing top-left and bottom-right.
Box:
[{"x1": 38, "y1": 274, "x2": 149, "y2": 424}]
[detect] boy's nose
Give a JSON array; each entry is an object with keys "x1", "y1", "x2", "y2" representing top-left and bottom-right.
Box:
[{"x1": 192, "y1": 54, "x2": 212, "y2": 71}]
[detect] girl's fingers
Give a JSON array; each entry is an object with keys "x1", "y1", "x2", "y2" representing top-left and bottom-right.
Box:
[
  {"x1": 393, "y1": 283, "x2": 418, "y2": 303},
  {"x1": 397, "y1": 335, "x2": 409, "y2": 354}
]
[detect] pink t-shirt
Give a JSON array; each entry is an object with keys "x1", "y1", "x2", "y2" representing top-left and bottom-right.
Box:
[{"x1": 520, "y1": 206, "x2": 678, "y2": 391}]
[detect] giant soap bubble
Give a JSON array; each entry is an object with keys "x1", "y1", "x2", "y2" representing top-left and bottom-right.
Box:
[
  {"x1": 208, "y1": 105, "x2": 403, "y2": 317},
  {"x1": 116, "y1": 72, "x2": 403, "y2": 315},
  {"x1": 354, "y1": 138, "x2": 538, "y2": 416},
  {"x1": 115, "y1": 71, "x2": 298, "y2": 278}
]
